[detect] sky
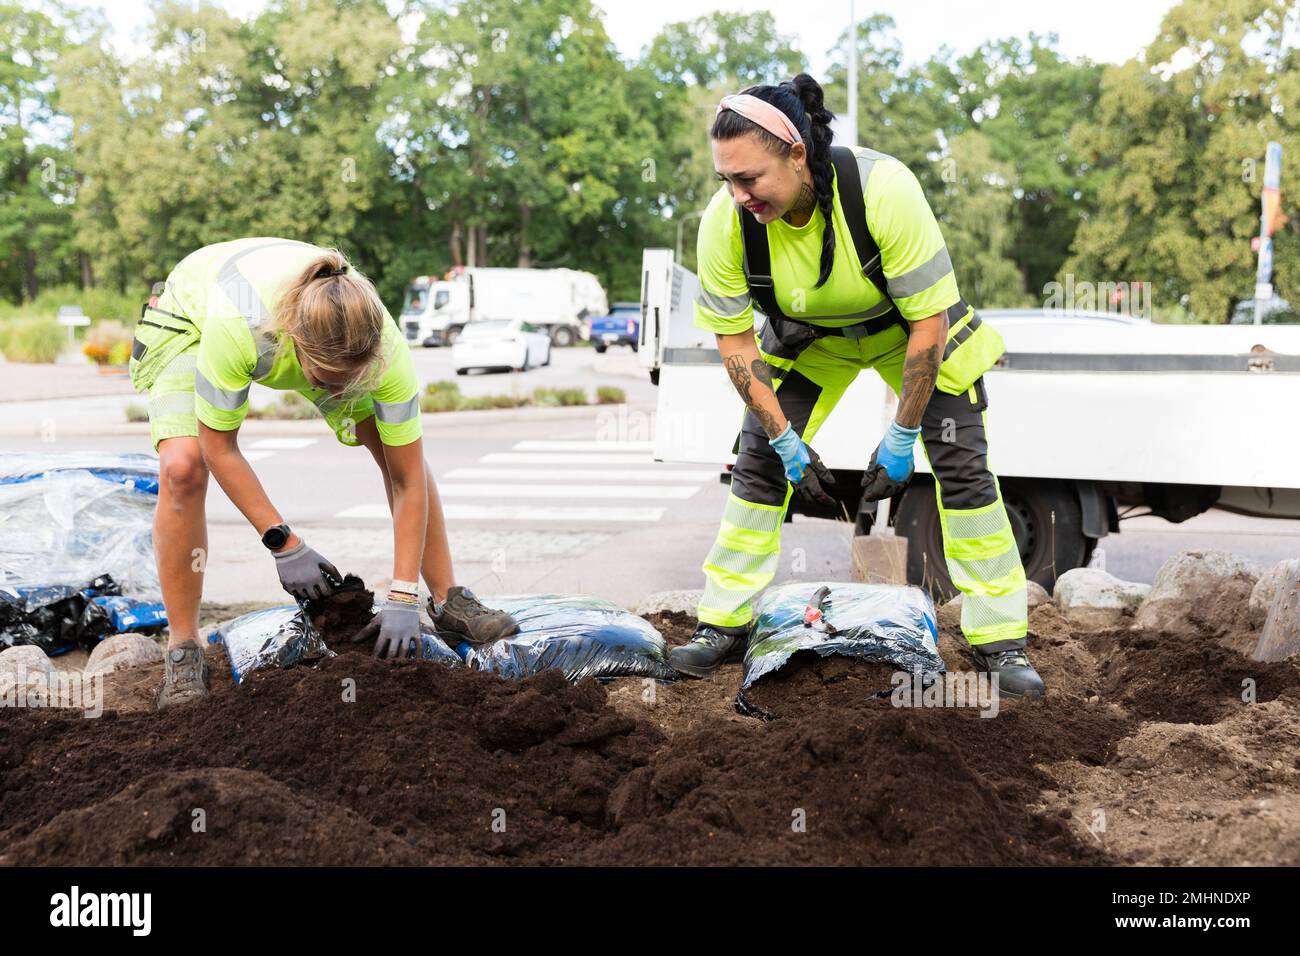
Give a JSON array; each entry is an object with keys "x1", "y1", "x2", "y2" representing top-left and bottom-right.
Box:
[{"x1": 86, "y1": 0, "x2": 1182, "y2": 72}]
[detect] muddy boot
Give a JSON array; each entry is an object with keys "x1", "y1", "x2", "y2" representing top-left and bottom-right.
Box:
[
  {"x1": 970, "y1": 645, "x2": 1046, "y2": 699},
  {"x1": 431, "y1": 586, "x2": 519, "y2": 645},
  {"x1": 668, "y1": 623, "x2": 749, "y2": 678},
  {"x1": 157, "y1": 640, "x2": 210, "y2": 710}
]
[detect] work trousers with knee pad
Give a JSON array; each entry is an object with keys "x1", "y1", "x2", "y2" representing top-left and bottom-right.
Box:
[{"x1": 697, "y1": 327, "x2": 1028, "y2": 651}]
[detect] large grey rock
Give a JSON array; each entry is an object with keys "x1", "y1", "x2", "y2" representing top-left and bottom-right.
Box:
[
  {"x1": 1133, "y1": 549, "x2": 1263, "y2": 635},
  {"x1": 1249, "y1": 559, "x2": 1300, "y2": 628},
  {"x1": 947, "y1": 579, "x2": 1051, "y2": 612},
  {"x1": 632, "y1": 589, "x2": 703, "y2": 617},
  {"x1": 85, "y1": 633, "x2": 164, "y2": 677},
  {"x1": 1053, "y1": 568, "x2": 1150, "y2": 627}
]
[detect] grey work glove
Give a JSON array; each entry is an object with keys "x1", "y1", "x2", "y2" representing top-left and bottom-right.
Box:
[
  {"x1": 351, "y1": 599, "x2": 423, "y2": 659},
  {"x1": 273, "y1": 539, "x2": 343, "y2": 601}
]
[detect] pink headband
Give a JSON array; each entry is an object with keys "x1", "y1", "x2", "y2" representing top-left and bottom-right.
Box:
[{"x1": 716, "y1": 93, "x2": 803, "y2": 146}]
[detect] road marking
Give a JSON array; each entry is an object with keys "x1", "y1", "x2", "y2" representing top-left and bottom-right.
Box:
[
  {"x1": 442, "y1": 467, "x2": 716, "y2": 482},
  {"x1": 247, "y1": 438, "x2": 318, "y2": 450},
  {"x1": 437, "y1": 483, "x2": 697, "y2": 500},
  {"x1": 480, "y1": 452, "x2": 654, "y2": 465},
  {"x1": 241, "y1": 451, "x2": 276, "y2": 463},
  {"x1": 338, "y1": 503, "x2": 666, "y2": 522},
  {"x1": 512, "y1": 440, "x2": 653, "y2": 452}
]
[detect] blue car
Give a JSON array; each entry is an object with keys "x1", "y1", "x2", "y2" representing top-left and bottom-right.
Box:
[{"x1": 589, "y1": 302, "x2": 640, "y2": 353}]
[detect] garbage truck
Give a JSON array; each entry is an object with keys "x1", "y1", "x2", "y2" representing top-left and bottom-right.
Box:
[
  {"x1": 637, "y1": 248, "x2": 1300, "y2": 598},
  {"x1": 400, "y1": 267, "x2": 607, "y2": 347}
]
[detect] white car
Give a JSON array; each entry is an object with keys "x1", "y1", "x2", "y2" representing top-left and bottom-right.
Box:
[{"x1": 451, "y1": 319, "x2": 552, "y2": 375}]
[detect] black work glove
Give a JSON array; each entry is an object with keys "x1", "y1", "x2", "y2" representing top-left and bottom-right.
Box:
[{"x1": 793, "y1": 445, "x2": 837, "y2": 508}]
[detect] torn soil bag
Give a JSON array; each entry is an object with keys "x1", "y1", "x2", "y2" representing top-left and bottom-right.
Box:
[
  {"x1": 213, "y1": 593, "x2": 462, "y2": 684},
  {"x1": 211, "y1": 605, "x2": 335, "y2": 684},
  {"x1": 464, "y1": 594, "x2": 678, "y2": 682},
  {"x1": 736, "y1": 582, "x2": 943, "y2": 718},
  {"x1": 0, "y1": 574, "x2": 165, "y2": 654},
  {"x1": 0, "y1": 452, "x2": 161, "y2": 599}
]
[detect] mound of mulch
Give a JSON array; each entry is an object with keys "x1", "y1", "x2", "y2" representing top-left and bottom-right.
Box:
[{"x1": 3, "y1": 589, "x2": 1296, "y2": 866}]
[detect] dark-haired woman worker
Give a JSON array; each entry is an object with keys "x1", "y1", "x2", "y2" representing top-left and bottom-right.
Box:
[{"x1": 669, "y1": 74, "x2": 1043, "y2": 697}]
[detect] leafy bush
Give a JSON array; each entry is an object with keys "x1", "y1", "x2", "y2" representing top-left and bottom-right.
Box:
[
  {"x1": 595, "y1": 385, "x2": 625, "y2": 404},
  {"x1": 125, "y1": 402, "x2": 150, "y2": 422},
  {"x1": 83, "y1": 320, "x2": 133, "y2": 365},
  {"x1": 0, "y1": 285, "x2": 145, "y2": 324},
  {"x1": 0, "y1": 318, "x2": 66, "y2": 363},
  {"x1": 532, "y1": 386, "x2": 588, "y2": 406}
]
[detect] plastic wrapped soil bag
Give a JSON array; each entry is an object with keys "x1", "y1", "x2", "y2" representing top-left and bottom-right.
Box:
[
  {"x1": 736, "y1": 582, "x2": 943, "y2": 717},
  {"x1": 0, "y1": 453, "x2": 161, "y2": 599},
  {"x1": 0, "y1": 574, "x2": 165, "y2": 654},
  {"x1": 211, "y1": 605, "x2": 334, "y2": 684},
  {"x1": 213, "y1": 601, "x2": 462, "y2": 684},
  {"x1": 465, "y1": 594, "x2": 678, "y2": 682}
]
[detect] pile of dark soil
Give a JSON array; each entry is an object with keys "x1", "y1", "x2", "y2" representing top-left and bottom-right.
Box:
[
  {"x1": 1088, "y1": 625, "x2": 1300, "y2": 724},
  {"x1": 741, "y1": 653, "x2": 899, "y2": 718},
  {"x1": 2, "y1": 591, "x2": 1297, "y2": 866}
]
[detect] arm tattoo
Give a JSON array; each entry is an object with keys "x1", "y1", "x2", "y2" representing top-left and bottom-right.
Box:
[
  {"x1": 725, "y1": 354, "x2": 783, "y2": 438},
  {"x1": 897, "y1": 342, "x2": 940, "y2": 428}
]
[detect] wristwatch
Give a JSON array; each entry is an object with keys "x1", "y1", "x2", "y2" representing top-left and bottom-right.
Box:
[{"x1": 261, "y1": 523, "x2": 292, "y2": 551}]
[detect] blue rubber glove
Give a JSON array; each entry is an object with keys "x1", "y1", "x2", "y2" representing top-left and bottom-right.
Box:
[
  {"x1": 861, "y1": 420, "x2": 920, "y2": 501},
  {"x1": 770, "y1": 423, "x2": 811, "y2": 483},
  {"x1": 876, "y1": 421, "x2": 920, "y2": 481},
  {"x1": 769, "y1": 423, "x2": 836, "y2": 506}
]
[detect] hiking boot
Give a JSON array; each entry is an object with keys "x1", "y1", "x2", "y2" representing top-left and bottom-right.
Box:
[
  {"x1": 668, "y1": 623, "x2": 749, "y2": 678},
  {"x1": 970, "y1": 645, "x2": 1046, "y2": 699},
  {"x1": 157, "y1": 640, "x2": 210, "y2": 710},
  {"x1": 431, "y1": 586, "x2": 519, "y2": 645}
]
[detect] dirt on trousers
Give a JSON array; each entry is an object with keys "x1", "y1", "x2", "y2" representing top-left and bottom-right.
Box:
[{"x1": 2, "y1": 587, "x2": 1300, "y2": 866}]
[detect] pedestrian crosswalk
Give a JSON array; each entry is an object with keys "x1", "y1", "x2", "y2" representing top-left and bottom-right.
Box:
[
  {"x1": 335, "y1": 438, "x2": 715, "y2": 524},
  {"x1": 242, "y1": 437, "x2": 318, "y2": 463}
]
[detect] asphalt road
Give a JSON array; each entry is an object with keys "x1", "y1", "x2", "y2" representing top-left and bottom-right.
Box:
[{"x1": 1, "y1": 342, "x2": 1297, "y2": 610}]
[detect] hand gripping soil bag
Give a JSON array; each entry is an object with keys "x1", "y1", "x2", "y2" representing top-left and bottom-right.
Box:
[
  {"x1": 464, "y1": 594, "x2": 677, "y2": 682},
  {"x1": 0, "y1": 452, "x2": 161, "y2": 599},
  {"x1": 736, "y1": 582, "x2": 943, "y2": 717},
  {"x1": 212, "y1": 601, "x2": 463, "y2": 684}
]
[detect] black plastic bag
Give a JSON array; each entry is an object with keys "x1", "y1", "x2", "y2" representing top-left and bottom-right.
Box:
[
  {"x1": 464, "y1": 594, "x2": 678, "y2": 682},
  {"x1": 0, "y1": 574, "x2": 159, "y2": 654},
  {"x1": 736, "y1": 582, "x2": 944, "y2": 718}
]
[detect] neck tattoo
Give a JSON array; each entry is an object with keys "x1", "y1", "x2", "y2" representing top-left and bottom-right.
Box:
[{"x1": 784, "y1": 182, "x2": 817, "y2": 223}]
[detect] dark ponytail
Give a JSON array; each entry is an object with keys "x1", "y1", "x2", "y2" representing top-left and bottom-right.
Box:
[{"x1": 711, "y1": 73, "x2": 838, "y2": 288}]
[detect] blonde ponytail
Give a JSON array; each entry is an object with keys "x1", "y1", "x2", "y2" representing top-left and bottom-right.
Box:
[{"x1": 274, "y1": 248, "x2": 388, "y2": 392}]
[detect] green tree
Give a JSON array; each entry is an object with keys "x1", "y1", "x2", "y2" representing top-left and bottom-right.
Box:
[
  {"x1": 1064, "y1": 0, "x2": 1298, "y2": 321},
  {"x1": 0, "y1": 3, "x2": 79, "y2": 302}
]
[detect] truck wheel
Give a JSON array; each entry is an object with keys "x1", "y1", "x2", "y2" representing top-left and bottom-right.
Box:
[
  {"x1": 551, "y1": 326, "x2": 575, "y2": 348},
  {"x1": 445, "y1": 326, "x2": 463, "y2": 346},
  {"x1": 893, "y1": 477, "x2": 1091, "y2": 602},
  {"x1": 594, "y1": 343, "x2": 607, "y2": 354}
]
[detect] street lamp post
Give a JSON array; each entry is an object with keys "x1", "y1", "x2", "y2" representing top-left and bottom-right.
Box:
[{"x1": 846, "y1": 0, "x2": 858, "y2": 148}]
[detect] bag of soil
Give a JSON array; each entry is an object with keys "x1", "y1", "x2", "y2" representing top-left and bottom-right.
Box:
[
  {"x1": 464, "y1": 594, "x2": 677, "y2": 682},
  {"x1": 212, "y1": 605, "x2": 334, "y2": 683},
  {"x1": 0, "y1": 574, "x2": 163, "y2": 654},
  {"x1": 737, "y1": 582, "x2": 943, "y2": 717},
  {"x1": 214, "y1": 600, "x2": 463, "y2": 684}
]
